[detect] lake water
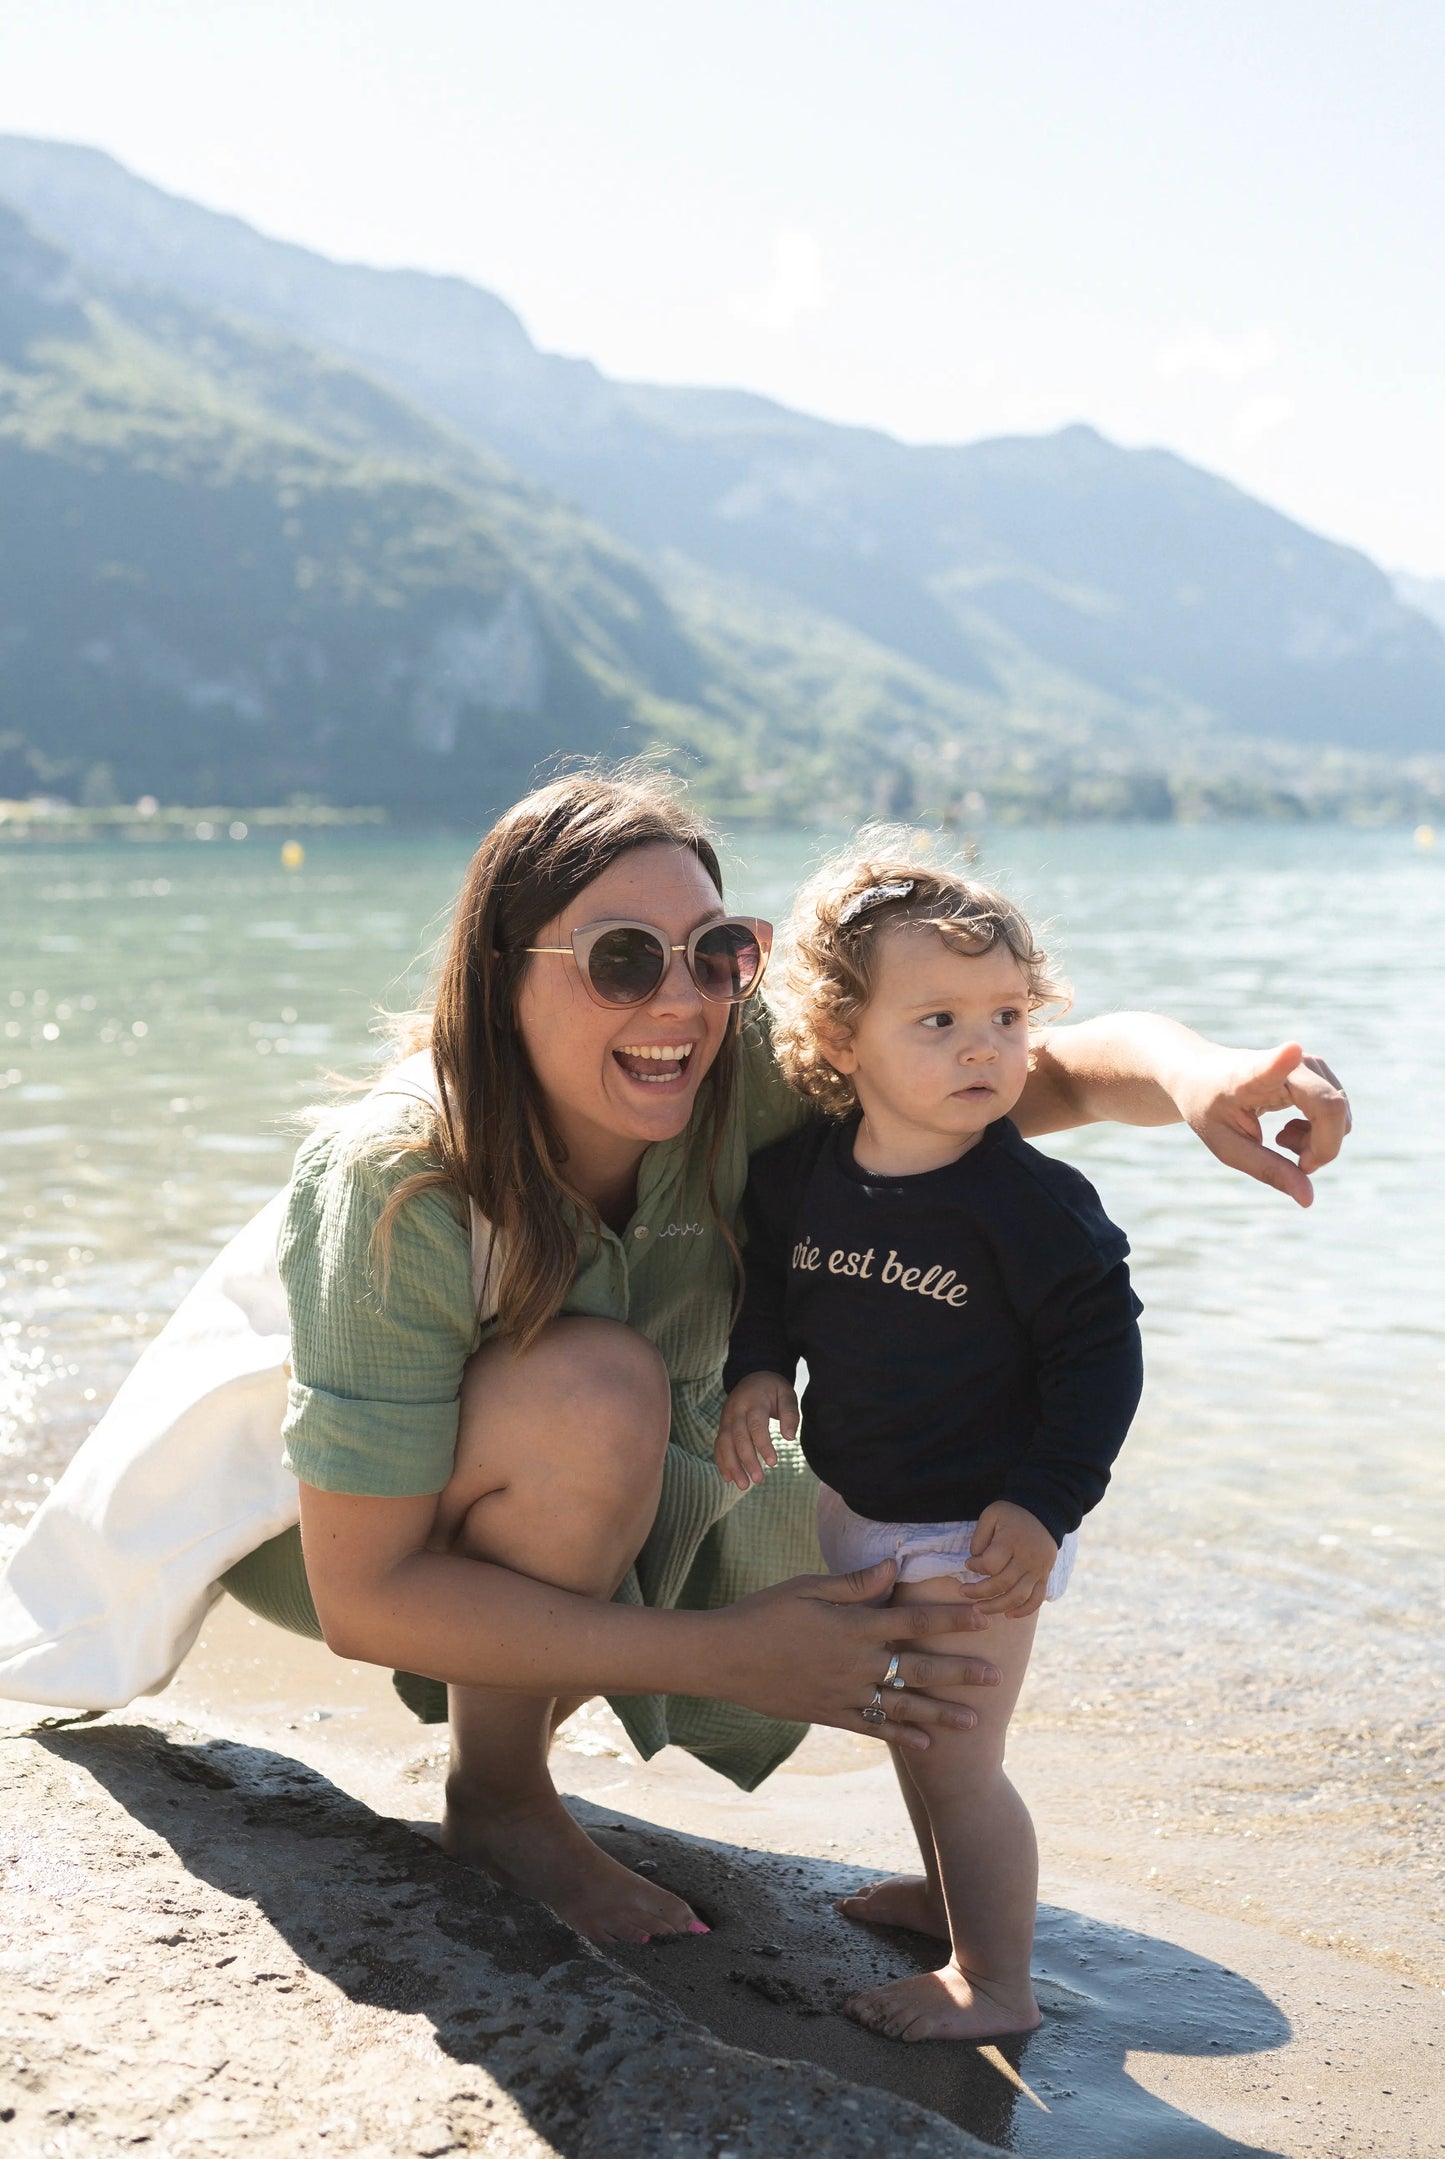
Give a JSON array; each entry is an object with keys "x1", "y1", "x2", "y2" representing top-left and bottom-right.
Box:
[
  {"x1": 5, "y1": 823, "x2": 1438, "y2": 1539},
  {"x1": 2, "y1": 825, "x2": 1442, "y2": 1780}
]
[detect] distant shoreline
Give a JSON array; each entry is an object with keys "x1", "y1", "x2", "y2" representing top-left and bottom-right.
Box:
[
  {"x1": 1, "y1": 798, "x2": 1439, "y2": 842},
  {"x1": 0, "y1": 801, "x2": 388, "y2": 843}
]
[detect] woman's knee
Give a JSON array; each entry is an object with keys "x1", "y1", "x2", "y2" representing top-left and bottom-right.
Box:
[
  {"x1": 443, "y1": 1322, "x2": 671, "y2": 1577},
  {"x1": 549, "y1": 1317, "x2": 672, "y2": 1435},
  {"x1": 454, "y1": 1317, "x2": 671, "y2": 1496}
]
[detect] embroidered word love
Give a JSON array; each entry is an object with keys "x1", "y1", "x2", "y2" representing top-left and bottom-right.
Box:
[
  {"x1": 658, "y1": 1221, "x2": 705, "y2": 1238},
  {"x1": 790, "y1": 1238, "x2": 968, "y2": 1308}
]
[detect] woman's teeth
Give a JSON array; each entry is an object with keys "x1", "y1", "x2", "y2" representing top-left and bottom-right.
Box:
[{"x1": 615, "y1": 1043, "x2": 693, "y2": 1084}]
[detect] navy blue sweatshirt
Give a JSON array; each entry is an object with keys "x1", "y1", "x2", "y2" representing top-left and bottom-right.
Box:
[{"x1": 723, "y1": 1114, "x2": 1143, "y2": 1545}]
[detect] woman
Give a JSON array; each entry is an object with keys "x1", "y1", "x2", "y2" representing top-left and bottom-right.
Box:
[{"x1": 223, "y1": 769, "x2": 1348, "y2": 1947}]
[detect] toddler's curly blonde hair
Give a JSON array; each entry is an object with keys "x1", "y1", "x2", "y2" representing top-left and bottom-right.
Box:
[{"x1": 771, "y1": 837, "x2": 1070, "y2": 1118}]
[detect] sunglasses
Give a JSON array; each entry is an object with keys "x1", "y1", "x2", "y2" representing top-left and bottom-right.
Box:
[{"x1": 524, "y1": 916, "x2": 772, "y2": 1008}]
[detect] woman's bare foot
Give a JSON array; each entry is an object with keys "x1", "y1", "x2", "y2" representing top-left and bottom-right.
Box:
[
  {"x1": 441, "y1": 1785, "x2": 704, "y2": 1946},
  {"x1": 844, "y1": 1962, "x2": 1041, "y2": 2043},
  {"x1": 835, "y1": 1874, "x2": 949, "y2": 1939}
]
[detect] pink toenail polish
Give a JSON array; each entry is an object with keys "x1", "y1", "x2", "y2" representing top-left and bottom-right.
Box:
[
  {"x1": 687, "y1": 1920, "x2": 711, "y2": 1935},
  {"x1": 638, "y1": 1933, "x2": 651, "y2": 1943}
]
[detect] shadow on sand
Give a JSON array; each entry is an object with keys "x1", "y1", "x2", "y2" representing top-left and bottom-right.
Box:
[
  {"x1": 42, "y1": 1725, "x2": 1289, "y2": 2157},
  {"x1": 577, "y1": 1798, "x2": 1292, "y2": 2157}
]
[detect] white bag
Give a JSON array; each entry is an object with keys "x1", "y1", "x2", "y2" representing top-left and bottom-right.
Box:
[{"x1": 0, "y1": 1056, "x2": 492, "y2": 1711}]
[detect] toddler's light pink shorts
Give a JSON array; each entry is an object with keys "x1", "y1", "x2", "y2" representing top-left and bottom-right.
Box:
[{"x1": 815, "y1": 1482, "x2": 1079, "y2": 1602}]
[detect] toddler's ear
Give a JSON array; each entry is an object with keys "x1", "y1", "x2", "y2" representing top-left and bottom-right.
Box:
[{"x1": 816, "y1": 1021, "x2": 859, "y2": 1075}]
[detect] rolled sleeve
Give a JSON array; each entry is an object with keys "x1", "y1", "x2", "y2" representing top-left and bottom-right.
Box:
[
  {"x1": 283, "y1": 1381, "x2": 464, "y2": 1497},
  {"x1": 278, "y1": 1103, "x2": 481, "y2": 1497}
]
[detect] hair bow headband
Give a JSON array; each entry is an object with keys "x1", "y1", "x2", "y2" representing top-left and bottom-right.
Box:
[{"x1": 837, "y1": 878, "x2": 916, "y2": 928}]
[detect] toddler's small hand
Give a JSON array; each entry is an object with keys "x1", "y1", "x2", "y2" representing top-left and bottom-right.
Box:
[
  {"x1": 715, "y1": 1372, "x2": 800, "y2": 1492},
  {"x1": 960, "y1": 1502, "x2": 1058, "y2": 1618}
]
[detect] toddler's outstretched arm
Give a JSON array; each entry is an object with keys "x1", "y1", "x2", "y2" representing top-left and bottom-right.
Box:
[{"x1": 716, "y1": 1371, "x2": 800, "y2": 1491}]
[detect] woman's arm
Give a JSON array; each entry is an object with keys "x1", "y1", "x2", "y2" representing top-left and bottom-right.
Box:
[
  {"x1": 1017, "y1": 1015, "x2": 1351, "y2": 1208},
  {"x1": 299, "y1": 1485, "x2": 998, "y2": 1751}
]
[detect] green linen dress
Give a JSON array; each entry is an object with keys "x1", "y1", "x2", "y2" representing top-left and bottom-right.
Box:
[{"x1": 221, "y1": 1010, "x2": 822, "y2": 1791}]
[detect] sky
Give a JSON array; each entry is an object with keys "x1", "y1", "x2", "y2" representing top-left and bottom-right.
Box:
[{"x1": 4, "y1": 0, "x2": 1444, "y2": 572}]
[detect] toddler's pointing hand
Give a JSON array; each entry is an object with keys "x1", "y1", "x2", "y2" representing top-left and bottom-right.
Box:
[
  {"x1": 959, "y1": 1501, "x2": 1058, "y2": 1618},
  {"x1": 715, "y1": 1371, "x2": 800, "y2": 1491}
]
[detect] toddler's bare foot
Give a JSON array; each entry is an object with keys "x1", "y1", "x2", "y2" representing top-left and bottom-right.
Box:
[
  {"x1": 844, "y1": 1961, "x2": 1041, "y2": 2043},
  {"x1": 835, "y1": 1875, "x2": 949, "y2": 1939},
  {"x1": 441, "y1": 1785, "x2": 702, "y2": 1946}
]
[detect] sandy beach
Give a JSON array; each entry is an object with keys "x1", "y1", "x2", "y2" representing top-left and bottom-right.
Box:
[{"x1": 5, "y1": 1540, "x2": 1439, "y2": 2158}]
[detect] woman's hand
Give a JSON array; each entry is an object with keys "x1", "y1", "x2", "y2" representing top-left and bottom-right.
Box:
[
  {"x1": 1171, "y1": 1039, "x2": 1352, "y2": 1208},
  {"x1": 715, "y1": 1371, "x2": 800, "y2": 1490},
  {"x1": 711, "y1": 1559, "x2": 1001, "y2": 1752}
]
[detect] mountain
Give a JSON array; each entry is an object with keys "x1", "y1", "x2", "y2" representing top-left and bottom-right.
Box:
[
  {"x1": 0, "y1": 205, "x2": 714, "y2": 812},
  {"x1": 1394, "y1": 572, "x2": 1445, "y2": 640},
  {"x1": 0, "y1": 199, "x2": 1138, "y2": 822},
  {"x1": 0, "y1": 135, "x2": 1442, "y2": 826},
  {"x1": 2, "y1": 133, "x2": 1442, "y2": 775}
]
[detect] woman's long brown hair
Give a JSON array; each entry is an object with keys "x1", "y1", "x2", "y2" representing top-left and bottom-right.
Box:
[{"x1": 373, "y1": 767, "x2": 741, "y2": 1351}]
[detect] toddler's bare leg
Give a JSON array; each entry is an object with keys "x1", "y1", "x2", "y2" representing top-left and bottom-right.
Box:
[
  {"x1": 844, "y1": 1577, "x2": 1041, "y2": 2042},
  {"x1": 437, "y1": 1318, "x2": 703, "y2": 1947},
  {"x1": 836, "y1": 1750, "x2": 949, "y2": 1939}
]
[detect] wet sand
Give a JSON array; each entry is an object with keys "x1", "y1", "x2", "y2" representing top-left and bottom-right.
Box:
[
  {"x1": 4, "y1": 1583, "x2": 1435, "y2": 2157},
  {"x1": 3, "y1": 1711, "x2": 991, "y2": 2159}
]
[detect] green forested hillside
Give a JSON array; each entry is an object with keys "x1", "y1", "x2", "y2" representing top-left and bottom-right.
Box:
[
  {"x1": 0, "y1": 210, "x2": 710, "y2": 811},
  {"x1": 0, "y1": 202, "x2": 1198, "y2": 822},
  {"x1": 4, "y1": 134, "x2": 1439, "y2": 771},
  {"x1": 1, "y1": 150, "x2": 1441, "y2": 824}
]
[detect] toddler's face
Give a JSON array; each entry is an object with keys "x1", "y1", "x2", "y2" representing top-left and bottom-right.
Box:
[{"x1": 827, "y1": 928, "x2": 1033, "y2": 1155}]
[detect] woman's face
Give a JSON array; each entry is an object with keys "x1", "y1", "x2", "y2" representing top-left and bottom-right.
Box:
[{"x1": 514, "y1": 842, "x2": 735, "y2": 1170}]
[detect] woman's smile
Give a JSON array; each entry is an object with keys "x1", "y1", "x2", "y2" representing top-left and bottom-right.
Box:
[{"x1": 612, "y1": 1040, "x2": 699, "y2": 1087}]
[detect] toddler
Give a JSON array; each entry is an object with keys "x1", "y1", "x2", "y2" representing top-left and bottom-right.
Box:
[{"x1": 716, "y1": 851, "x2": 1143, "y2": 2042}]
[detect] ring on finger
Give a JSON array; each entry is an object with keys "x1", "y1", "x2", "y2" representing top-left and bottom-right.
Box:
[
  {"x1": 862, "y1": 1689, "x2": 888, "y2": 1726},
  {"x1": 881, "y1": 1652, "x2": 907, "y2": 1690}
]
